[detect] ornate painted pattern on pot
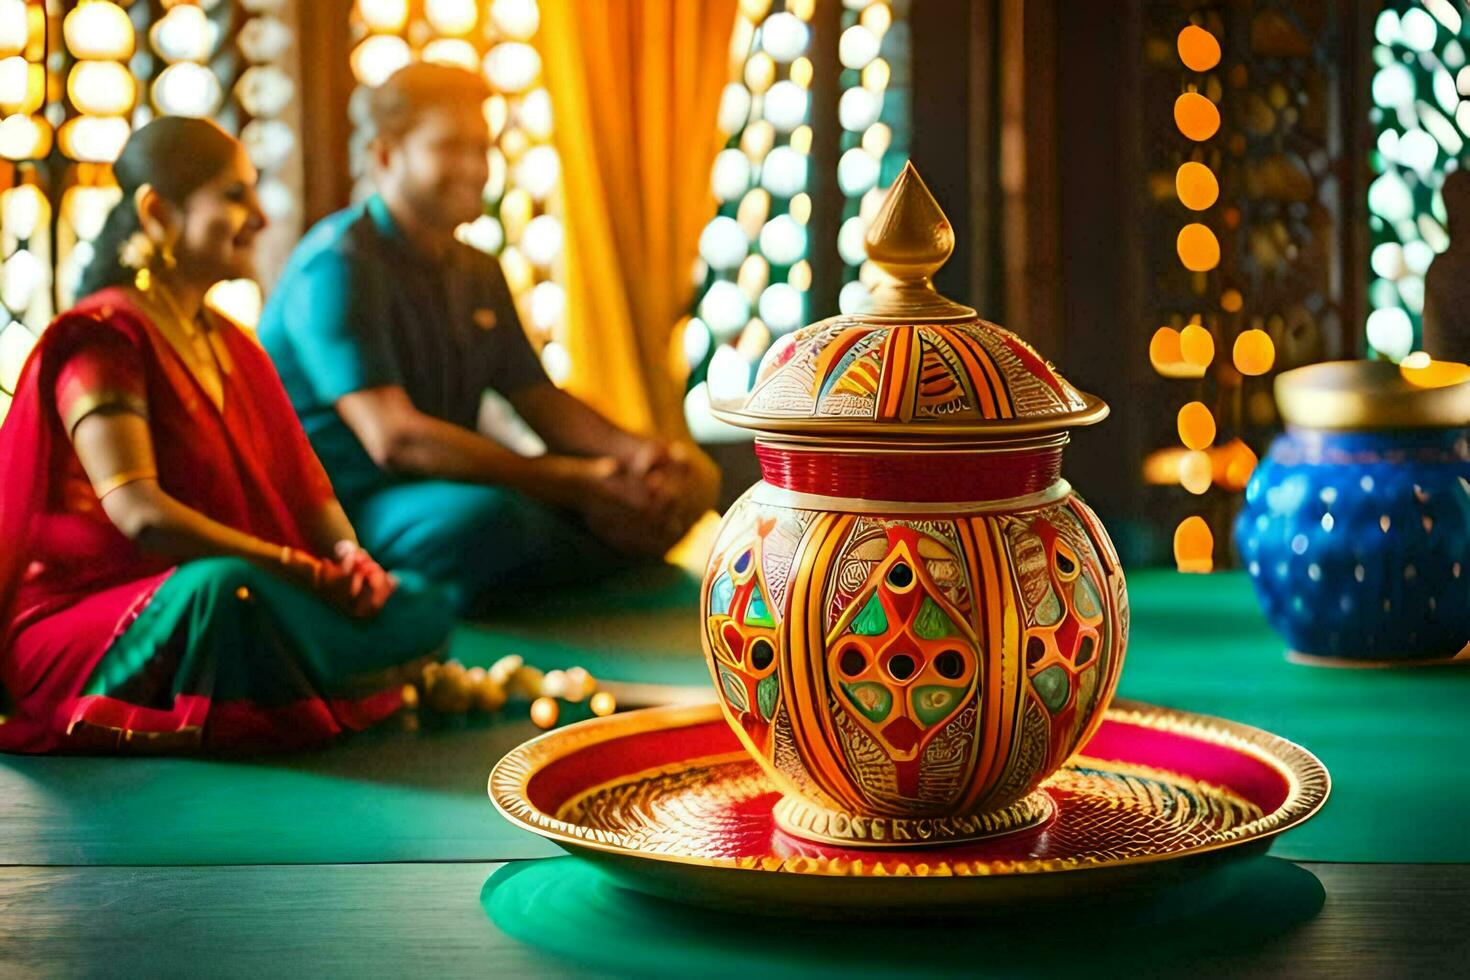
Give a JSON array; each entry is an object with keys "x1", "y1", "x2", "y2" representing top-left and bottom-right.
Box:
[
  {"x1": 823, "y1": 524, "x2": 981, "y2": 810},
  {"x1": 702, "y1": 493, "x2": 1128, "y2": 823},
  {"x1": 1004, "y1": 507, "x2": 1110, "y2": 775},
  {"x1": 744, "y1": 318, "x2": 1089, "y2": 425},
  {"x1": 705, "y1": 506, "x2": 803, "y2": 760}
]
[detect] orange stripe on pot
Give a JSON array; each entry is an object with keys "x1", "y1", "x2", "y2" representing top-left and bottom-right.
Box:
[{"x1": 783, "y1": 512, "x2": 867, "y2": 813}]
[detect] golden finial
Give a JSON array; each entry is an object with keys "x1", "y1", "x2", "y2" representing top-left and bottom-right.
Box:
[{"x1": 863, "y1": 161, "x2": 976, "y2": 320}]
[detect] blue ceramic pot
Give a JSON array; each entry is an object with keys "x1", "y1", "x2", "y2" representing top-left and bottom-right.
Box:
[{"x1": 1235, "y1": 425, "x2": 1470, "y2": 660}]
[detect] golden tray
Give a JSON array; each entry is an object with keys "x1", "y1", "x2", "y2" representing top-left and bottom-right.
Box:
[{"x1": 489, "y1": 699, "x2": 1329, "y2": 915}]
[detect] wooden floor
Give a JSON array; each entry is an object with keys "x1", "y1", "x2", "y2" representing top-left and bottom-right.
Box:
[{"x1": 0, "y1": 861, "x2": 1465, "y2": 977}]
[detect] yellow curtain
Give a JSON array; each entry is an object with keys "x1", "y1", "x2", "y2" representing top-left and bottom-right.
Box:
[{"x1": 536, "y1": 0, "x2": 738, "y2": 439}]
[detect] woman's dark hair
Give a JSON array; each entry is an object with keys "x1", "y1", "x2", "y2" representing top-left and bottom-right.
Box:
[{"x1": 76, "y1": 116, "x2": 240, "y2": 299}]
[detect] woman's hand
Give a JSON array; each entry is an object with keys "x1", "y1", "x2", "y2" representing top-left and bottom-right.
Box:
[
  {"x1": 332, "y1": 540, "x2": 397, "y2": 616},
  {"x1": 279, "y1": 544, "x2": 395, "y2": 619}
]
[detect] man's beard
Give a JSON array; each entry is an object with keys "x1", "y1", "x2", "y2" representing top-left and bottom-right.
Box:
[{"x1": 401, "y1": 180, "x2": 479, "y2": 230}]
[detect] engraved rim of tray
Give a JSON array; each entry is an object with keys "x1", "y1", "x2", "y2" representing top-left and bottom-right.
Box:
[{"x1": 488, "y1": 699, "x2": 1331, "y2": 878}]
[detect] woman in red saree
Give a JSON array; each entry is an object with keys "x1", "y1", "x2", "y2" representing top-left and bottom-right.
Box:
[{"x1": 0, "y1": 117, "x2": 453, "y2": 753}]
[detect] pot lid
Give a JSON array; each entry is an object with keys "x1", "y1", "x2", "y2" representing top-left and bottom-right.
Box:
[
  {"x1": 1275, "y1": 359, "x2": 1470, "y2": 429},
  {"x1": 711, "y1": 162, "x2": 1108, "y2": 438}
]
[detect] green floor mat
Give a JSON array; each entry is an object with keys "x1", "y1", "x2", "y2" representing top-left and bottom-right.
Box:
[
  {"x1": 1116, "y1": 570, "x2": 1470, "y2": 864},
  {"x1": 0, "y1": 716, "x2": 563, "y2": 866},
  {"x1": 0, "y1": 566, "x2": 1462, "y2": 866},
  {"x1": 446, "y1": 576, "x2": 709, "y2": 688},
  {"x1": 482, "y1": 856, "x2": 1326, "y2": 978}
]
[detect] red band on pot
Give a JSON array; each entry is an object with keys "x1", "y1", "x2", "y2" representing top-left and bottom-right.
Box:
[{"x1": 754, "y1": 443, "x2": 1063, "y2": 503}]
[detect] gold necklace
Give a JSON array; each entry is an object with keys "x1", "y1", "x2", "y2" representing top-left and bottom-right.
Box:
[{"x1": 141, "y1": 281, "x2": 228, "y2": 411}]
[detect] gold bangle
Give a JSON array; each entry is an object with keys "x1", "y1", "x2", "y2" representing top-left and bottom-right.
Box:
[{"x1": 93, "y1": 468, "x2": 157, "y2": 501}]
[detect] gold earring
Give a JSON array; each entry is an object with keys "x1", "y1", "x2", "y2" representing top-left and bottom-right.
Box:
[{"x1": 119, "y1": 231, "x2": 156, "y2": 291}]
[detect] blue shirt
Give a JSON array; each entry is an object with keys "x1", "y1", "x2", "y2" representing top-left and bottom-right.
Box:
[{"x1": 259, "y1": 195, "x2": 547, "y2": 507}]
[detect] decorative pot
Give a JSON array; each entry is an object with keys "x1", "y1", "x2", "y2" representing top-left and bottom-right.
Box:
[
  {"x1": 699, "y1": 164, "x2": 1128, "y2": 847},
  {"x1": 1235, "y1": 360, "x2": 1470, "y2": 663}
]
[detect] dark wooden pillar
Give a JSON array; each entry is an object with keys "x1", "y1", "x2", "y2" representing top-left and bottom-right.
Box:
[
  {"x1": 909, "y1": 0, "x2": 983, "y2": 312},
  {"x1": 1333, "y1": 0, "x2": 1372, "y2": 360},
  {"x1": 296, "y1": 0, "x2": 356, "y2": 225},
  {"x1": 1054, "y1": 0, "x2": 1152, "y2": 550},
  {"x1": 806, "y1": 0, "x2": 844, "y2": 320}
]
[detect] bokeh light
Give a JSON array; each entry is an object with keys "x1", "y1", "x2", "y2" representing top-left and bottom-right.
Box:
[
  {"x1": 1401, "y1": 356, "x2": 1470, "y2": 387},
  {"x1": 1177, "y1": 26, "x2": 1221, "y2": 72},
  {"x1": 1174, "y1": 516, "x2": 1215, "y2": 574},
  {"x1": 1179, "y1": 323, "x2": 1215, "y2": 368},
  {"x1": 1179, "y1": 450, "x2": 1213, "y2": 495},
  {"x1": 1174, "y1": 92, "x2": 1220, "y2": 141},
  {"x1": 1177, "y1": 401, "x2": 1217, "y2": 450},
  {"x1": 1216, "y1": 438, "x2": 1258, "y2": 491},
  {"x1": 1149, "y1": 326, "x2": 1183, "y2": 371},
  {"x1": 1175, "y1": 161, "x2": 1219, "y2": 210},
  {"x1": 63, "y1": 1, "x2": 134, "y2": 61},
  {"x1": 1176, "y1": 223, "x2": 1221, "y2": 271},
  {"x1": 1232, "y1": 329, "x2": 1276, "y2": 376}
]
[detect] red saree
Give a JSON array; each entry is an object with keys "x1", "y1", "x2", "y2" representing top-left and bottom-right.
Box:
[{"x1": 0, "y1": 288, "x2": 450, "y2": 753}]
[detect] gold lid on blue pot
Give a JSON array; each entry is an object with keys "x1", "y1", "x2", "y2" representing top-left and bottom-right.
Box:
[{"x1": 1274, "y1": 359, "x2": 1470, "y2": 430}]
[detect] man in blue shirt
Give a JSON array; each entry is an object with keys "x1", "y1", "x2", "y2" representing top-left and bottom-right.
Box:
[{"x1": 260, "y1": 64, "x2": 716, "y2": 613}]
